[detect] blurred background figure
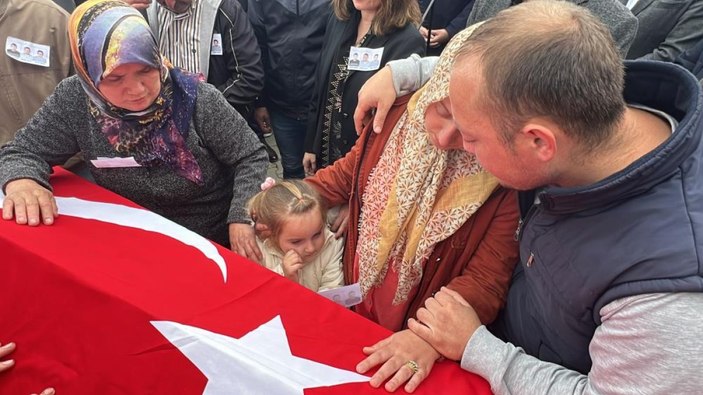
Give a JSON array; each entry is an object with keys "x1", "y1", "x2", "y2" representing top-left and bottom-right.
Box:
[
  {"x1": 123, "y1": 0, "x2": 279, "y2": 162},
  {"x1": 0, "y1": 0, "x2": 72, "y2": 145},
  {"x1": 624, "y1": 0, "x2": 703, "y2": 62},
  {"x1": 676, "y1": 37, "x2": 703, "y2": 81},
  {"x1": 466, "y1": 0, "x2": 638, "y2": 56},
  {"x1": 418, "y1": 0, "x2": 475, "y2": 56},
  {"x1": 248, "y1": 0, "x2": 332, "y2": 178},
  {"x1": 303, "y1": 0, "x2": 425, "y2": 174}
]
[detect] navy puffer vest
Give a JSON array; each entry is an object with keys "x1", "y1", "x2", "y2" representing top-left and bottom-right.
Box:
[{"x1": 492, "y1": 61, "x2": 703, "y2": 373}]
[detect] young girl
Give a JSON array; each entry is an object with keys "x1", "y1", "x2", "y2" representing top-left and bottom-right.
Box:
[{"x1": 248, "y1": 179, "x2": 344, "y2": 291}]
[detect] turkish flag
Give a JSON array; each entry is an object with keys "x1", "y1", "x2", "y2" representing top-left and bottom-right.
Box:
[{"x1": 0, "y1": 168, "x2": 491, "y2": 394}]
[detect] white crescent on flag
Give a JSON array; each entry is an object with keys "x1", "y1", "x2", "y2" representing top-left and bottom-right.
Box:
[{"x1": 0, "y1": 191, "x2": 228, "y2": 282}]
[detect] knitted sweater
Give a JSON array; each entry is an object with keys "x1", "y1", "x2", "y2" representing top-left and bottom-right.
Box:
[{"x1": 0, "y1": 76, "x2": 268, "y2": 247}]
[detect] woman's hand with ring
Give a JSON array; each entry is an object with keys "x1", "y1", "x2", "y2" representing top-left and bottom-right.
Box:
[{"x1": 356, "y1": 329, "x2": 441, "y2": 393}]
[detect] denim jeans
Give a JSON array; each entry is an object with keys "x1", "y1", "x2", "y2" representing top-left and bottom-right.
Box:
[{"x1": 270, "y1": 109, "x2": 307, "y2": 179}]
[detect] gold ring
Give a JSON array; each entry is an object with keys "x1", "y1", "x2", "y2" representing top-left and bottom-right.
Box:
[{"x1": 405, "y1": 360, "x2": 419, "y2": 374}]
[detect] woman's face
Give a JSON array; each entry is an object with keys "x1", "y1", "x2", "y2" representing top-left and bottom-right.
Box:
[
  {"x1": 98, "y1": 63, "x2": 161, "y2": 111},
  {"x1": 352, "y1": 0, "x2": 381, "y2": 12},
  {"x1": 424, "y1": 97, "x2": 464, "y2": 150}
]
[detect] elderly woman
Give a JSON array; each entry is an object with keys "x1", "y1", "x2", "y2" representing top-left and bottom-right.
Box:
[
  {"x1": 302, "y1": 0, "x2": 425, "y2": 174},
  {"x1": 306, "y1": 25, "x2": 518, "y2": 392},
  {"x1": 0, "y1": 0, "x2": 267, "y2": 255}
]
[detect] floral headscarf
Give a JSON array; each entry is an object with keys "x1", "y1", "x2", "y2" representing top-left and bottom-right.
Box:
[
  {"x1": 357, "y1": 24, "x2": 499, "y2": 304},
  {"x1": 69, "y1": 0, "x2": 203, "y2": 184}
]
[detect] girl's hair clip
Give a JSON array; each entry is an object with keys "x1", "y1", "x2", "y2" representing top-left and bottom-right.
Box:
[{"x1": 260, "y1": 177, "x2": 277, "y2": 191}]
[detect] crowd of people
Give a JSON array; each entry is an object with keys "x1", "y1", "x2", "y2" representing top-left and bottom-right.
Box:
[{"x1": 1, "y1": 0, "x2": 703, "y2": 393}]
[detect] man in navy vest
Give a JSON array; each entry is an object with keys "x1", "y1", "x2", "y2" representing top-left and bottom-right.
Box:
[{"x1": 353, "y1": 1, "x2": 703, "y2": 393}]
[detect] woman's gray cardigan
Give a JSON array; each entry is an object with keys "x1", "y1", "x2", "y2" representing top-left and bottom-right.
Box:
[{"x1": 0, "y1": 76, "x2": 268, "y2": 247}]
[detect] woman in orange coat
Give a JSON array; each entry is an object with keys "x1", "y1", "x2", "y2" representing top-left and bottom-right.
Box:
[{"x1": 305, "y1": 25, "x2": 519, "y2": 392}]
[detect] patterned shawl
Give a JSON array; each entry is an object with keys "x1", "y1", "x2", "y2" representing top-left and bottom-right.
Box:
[
  {"x1": 357, "y1": 25, "x2": 499, "y2": 304},
  {"x1": 69, "y1": 0, "x2": 203, "y2": 184}
]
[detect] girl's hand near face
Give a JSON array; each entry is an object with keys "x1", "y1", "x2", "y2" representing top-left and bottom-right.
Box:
[{"x1": 282, "y1": 250, "x2": 304, "y2": 282}]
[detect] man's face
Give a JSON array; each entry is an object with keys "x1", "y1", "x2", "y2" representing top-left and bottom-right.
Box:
[
  {"x1": 23, "y1": 47, "x2": 30, "y2": 55},
  {"x1": 10, "y1": 44, "x2": 17, "y2": 51},
  {"x1": 158, "y1": 0, "x2": 193, "y2": 14},
  {"x1": 448, "y1": 58, "x2": 545, "y2": 190},
  {"x1": 362, "y1": 53, "x2": 369, "y2": 61}
]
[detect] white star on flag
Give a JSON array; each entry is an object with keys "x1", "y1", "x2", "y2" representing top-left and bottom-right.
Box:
[{"x1": 152, "y1": 316, "x2": 370, "y2": 394}]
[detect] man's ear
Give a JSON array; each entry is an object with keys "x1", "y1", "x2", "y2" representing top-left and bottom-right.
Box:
[{"x1": 517, "y1": 121, "x2": 557, "y2": 162}]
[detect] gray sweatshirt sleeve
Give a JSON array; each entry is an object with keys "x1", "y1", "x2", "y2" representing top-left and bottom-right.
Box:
[
  {"x1": 387, "y1": 55, "x2": 439, "y2": 96},
  {"x1": 461, "y1": 292, "x2": 703, "y2": 394},
  {"x1": 193, "y1": 83, "x2": 268, "y2": 224}
]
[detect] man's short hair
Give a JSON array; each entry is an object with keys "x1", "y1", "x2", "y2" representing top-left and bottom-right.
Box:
[{"x1": 454, "y1": 0, "x2": 626, "y2": 151}]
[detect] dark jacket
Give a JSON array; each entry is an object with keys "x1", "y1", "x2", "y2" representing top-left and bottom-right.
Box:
[
  {"x1": 146, "y1": 0, "x2": 264, "y2": 117},
  {"x1": 305, "y1": 11, "x2": 425, "y2": 165},
  {"x1": 676, "y1": 38, "x2": 703, "y2": 80},
  {"x1": 207, "y1": 0, "x2": 263, "y2": 117},
  {"x1": 419, "y1": 0, "x2": 474, "y2": 38},
  {"x1": 492, "y1": 60, "x2": 703, "y2": 374},
  {"x1": 248, "y1": 0, "x2": 331, "y2": 117},
  {"x1": 624, "y1": 0, "x2": 703, "y2": 62},
  {"x1": 468, "y1": 0, "x2": 638, "y2": 57}
]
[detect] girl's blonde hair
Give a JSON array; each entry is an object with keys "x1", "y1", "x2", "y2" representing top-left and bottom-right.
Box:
[
  {"x1": 331, "y1": 0, "x2": 421, "y2": 36},
  {"x1": 248, "y1": 180, "x2": 327, "y2": 250}
]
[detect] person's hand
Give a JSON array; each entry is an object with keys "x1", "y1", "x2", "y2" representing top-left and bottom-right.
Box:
[
  {"x1": 302, "y1": 152, "x2": 317, "y2": 176},
  {"x1": 254, "y1": 107, "x2": 273, "y2": 136},
  {"x1": 2, "y1": 179, "x2": 57, "y2": 226},
  {"x1": 354, "y1": 65, "x2": 396, "y2": 135},
  {"x1": 330, "y1": 204, "x2": 349, "y2": 239},
  {"x1": 0, "y1": 342, "x2": 16, "y2": 373},
  {"x1": 419, "y1": 26, "x2": 430, "y2": 40},
  {"x1": 121, "y1": 0, "x2": 151, "y2": 9},
  {"x1": 1, "y1": 342, "x2": 55, "y2": 395},
  {"x1": 408, "y1": 287, "x2": 481, "y2": 361},
  {"x1": 253, "y1": 220, "x2": 272, "y2": 240},
  {"x1": 429, "y1": 29, "x2": 450, "y2": 48},
  {"x1": 281, "y1": 250, "x2": 304, "y2": 282},
  {"x1": 357, "y1": 329, "x2": 441, "y2": 393},
  {"x1": 229, "y1": 223, "x2": 262, "y2": 262}
]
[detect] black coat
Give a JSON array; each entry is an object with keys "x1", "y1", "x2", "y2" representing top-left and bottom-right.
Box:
[
  {"x1": 305, "y1": 11, "x2": 425, "y2": 164},
  {"x1": 206, "y1": 0, "x2": 264, "y2": 118},
  {"x1": 419, "y1": 0, "x2": 474, "y2": 37},
  {"x1": 248, "y1": 0, "x2": 331, "y2": 116},
  {"x1": 676, "y1": 38, "x2": 703, "y2": 80}
]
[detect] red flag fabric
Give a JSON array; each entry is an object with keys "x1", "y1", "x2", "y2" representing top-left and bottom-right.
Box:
[{"x1": 0, "y1": 168, "x2": 491, "y2": 395}]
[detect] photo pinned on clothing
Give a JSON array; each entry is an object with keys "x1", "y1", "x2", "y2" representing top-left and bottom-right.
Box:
[
  {"x1": 348, "y1": 46, "x2": 383, "y2": 71},
  {"x1": 319, "y1": 283, "x2": 362, "y2": 307},
  {"x1": 211, "y1": 33, "x2": 223, "y2": 56},
  {"x1": 6, "y1": 36, "x2": 50, "y2": 67}
]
